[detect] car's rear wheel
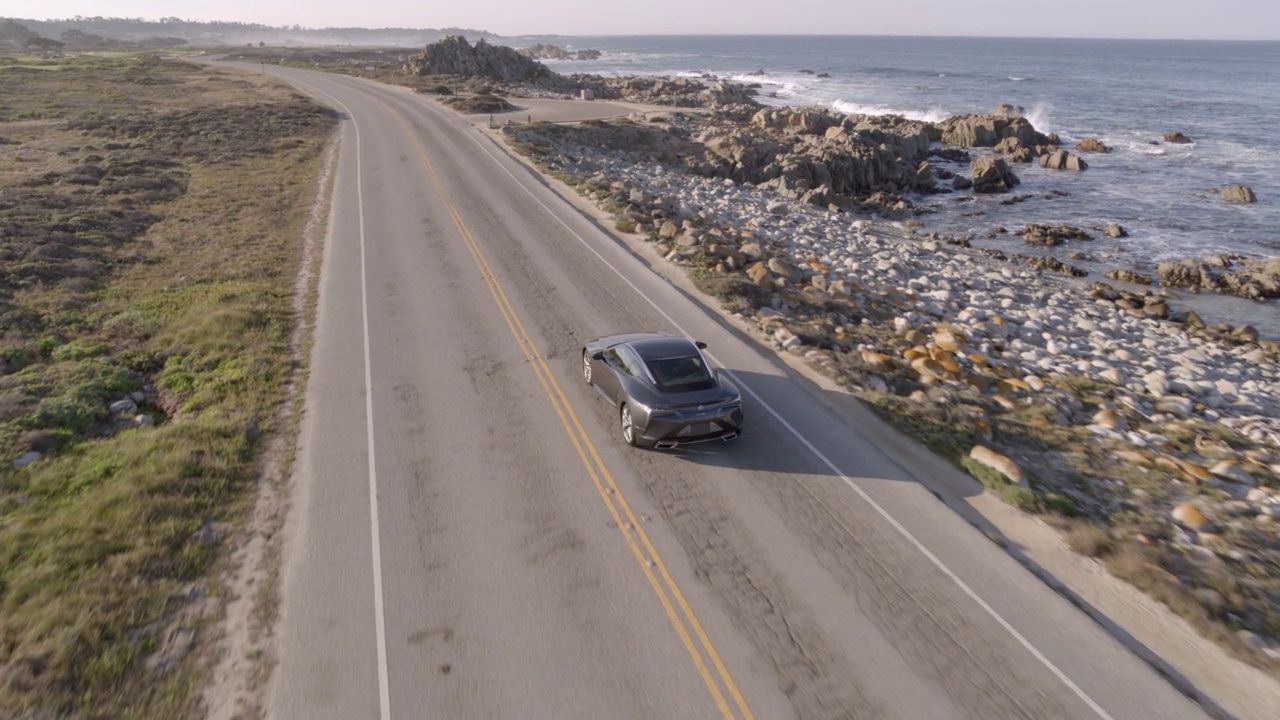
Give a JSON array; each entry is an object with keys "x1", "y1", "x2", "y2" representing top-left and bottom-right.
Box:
[
  {"x1": 582, "y1": 350, "x2": 592, "y2": 385},
  {"x1": 620, "y1": 404, "x2": 639, "y2": 446}
]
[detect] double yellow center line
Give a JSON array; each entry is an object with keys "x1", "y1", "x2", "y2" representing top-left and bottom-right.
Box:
[{"x1": 370, "y1": 94, "x2": 754, "y2": 720}]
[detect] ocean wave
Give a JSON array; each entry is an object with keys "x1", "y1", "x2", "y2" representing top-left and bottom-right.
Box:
[
  {"x1": 1008, "y1": 76, "x2": 1027, "y2": 81},
  {"x1": 831, "y1": 100, "x2": 950, "y2": 123},
  {"x1": 1025, "y1": 103, "x2": 1056, "y2": 135}
]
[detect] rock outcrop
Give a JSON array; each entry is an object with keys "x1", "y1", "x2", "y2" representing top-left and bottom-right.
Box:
[
  {"x1": 970, "y1": 155, "x2": 1020, "y2": 194},
  {"x1": 1075, "y1": 138, "x2": 1111, "y2": 153},
  {"x1": 1040, "y1": 149, "x2": 1088, "y2": 171},
  {"x1": 517, "y1": 43, "x2": 601, "y2": 61},
  {"x1": 574, "y1": 76, "x2": 758, "y2": 108},
  {"x1": 1157, "y1": 256, "x2": 1280, "y2": 300},
  {"x1": 1164, "y1": 131, "x2": 1194, "y2": 144},
  {"x1": 404, "y1": 36, "x2": 557, "y2": 83},
  {"x1": 1220, "y1": 185, "x2": 1257, "y2": 204},
  {"x1": 1017, "y1": 224, "x2": 1092, "y2": 246},
  {"x1": 687, "y1": 107, "x2": 939, "y2": 205},
  {"x1": 937, "y1": 112, "x2": 1058, "y2": 151}
]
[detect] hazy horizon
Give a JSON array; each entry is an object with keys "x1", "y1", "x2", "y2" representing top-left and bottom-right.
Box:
[{"x1": 5, "y1": 1, "x2": 1280, "y2": 42}]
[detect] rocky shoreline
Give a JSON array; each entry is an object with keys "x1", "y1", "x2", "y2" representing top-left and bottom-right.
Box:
[
  {"x1": 405, "y1": 36, "x2": 1280, "y2": 672},
  {"x1": 514, "y1": 121, "x2": 1280, "y2": 669},
  {"x1": 403, "y1": 36, "x2": 1277, "y2": 312}
]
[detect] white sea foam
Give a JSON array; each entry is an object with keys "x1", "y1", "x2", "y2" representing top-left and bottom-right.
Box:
[
  {"x1": 831, "y1": 100, "x2": 949, "y2": 123},
  {"x1": 1024, "y1": 103, "x2": 1056, "y2": 135}
]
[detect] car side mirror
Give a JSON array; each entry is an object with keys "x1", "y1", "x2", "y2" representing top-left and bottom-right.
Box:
[
  {"x1": 695, "y1": 341, "x2": 708, "y2": 349},
  {"x1": 591, "y1": 351, "x2": 606, "y2": 361}
]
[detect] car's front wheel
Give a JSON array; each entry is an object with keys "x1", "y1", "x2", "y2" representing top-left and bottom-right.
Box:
[
  {"x1": 582, "y1": 350, "x2": 592, "y2": 385},
  {"x1": 620, "y1": 404, "x2": 639, "y2": 446}
]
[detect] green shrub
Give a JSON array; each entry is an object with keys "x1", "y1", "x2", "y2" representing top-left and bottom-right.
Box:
[
  {"x1": 51, "y1": 341, "x2": 109, "y2": 362},
  {"x1": 1, "y1": 345, "x2": 30, "y2": 371}
]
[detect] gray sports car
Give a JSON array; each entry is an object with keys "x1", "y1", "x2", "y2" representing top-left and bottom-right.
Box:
[{"x1": 582, "y1": 332, "x2": 744, "y2": 449}]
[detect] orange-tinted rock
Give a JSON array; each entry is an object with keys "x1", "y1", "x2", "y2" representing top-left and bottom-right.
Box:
[
  {"x1": 1172, "y1": 503, "x2": 1209, "y2": 529},
  {"x1": 969, "y1": 445, "x2": 1027, "y2": 486},
  {"x1": 911, "y1": 357, "x2": 948, "y2": 381},
  {"x1": 861, "y1": 350, "x2": 894, "y2": 368}
]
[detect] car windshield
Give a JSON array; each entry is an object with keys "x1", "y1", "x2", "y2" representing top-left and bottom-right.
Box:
[{"x1": 645, "y1": 354, "x2": 715, "y2": 392}]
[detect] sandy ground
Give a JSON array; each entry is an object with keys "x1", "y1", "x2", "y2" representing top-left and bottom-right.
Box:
[
  {"x1": 469, "y1": 96, "x2": 1280, "y2": 720},
  {"x1": 200, "y1": 136, "x2": 338, "y2": 720}
]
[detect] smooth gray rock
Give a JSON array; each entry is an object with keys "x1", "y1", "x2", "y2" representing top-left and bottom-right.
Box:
[
  {"x1": 108, "y1": 398, "x2": 137, "y2": 415},
  {"x1": 12, "y1": 451, "x2": 41, "y2": 468}
]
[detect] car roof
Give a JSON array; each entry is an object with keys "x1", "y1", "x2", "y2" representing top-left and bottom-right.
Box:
[
  {"x1": 628, "y1": 336, "x2": 699, "y2": 361},
  {"x1": 599, "y1": 332, "x2": 671, "y2": 348}
]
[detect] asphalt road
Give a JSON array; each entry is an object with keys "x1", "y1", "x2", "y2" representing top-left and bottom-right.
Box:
[{"x1": 263, "y1": 67, "x2": 1209, "y2": 720}]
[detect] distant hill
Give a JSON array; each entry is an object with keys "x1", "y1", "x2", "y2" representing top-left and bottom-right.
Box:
[{"x1": 0, "y1": 16, "x2": 498, "y2": 50}]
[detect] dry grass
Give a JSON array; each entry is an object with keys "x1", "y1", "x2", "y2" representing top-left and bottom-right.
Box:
[
  {"x1": 1064, "y1": 520, "x2": 1115, "y2": 557},
  {"x1": 0, "y1": 56, "x2": 334, "y2": 718}
]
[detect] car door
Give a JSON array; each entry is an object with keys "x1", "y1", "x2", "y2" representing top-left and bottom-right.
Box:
[{"x1": 595, "y1": 347, "x2": 627, "y2": 403}]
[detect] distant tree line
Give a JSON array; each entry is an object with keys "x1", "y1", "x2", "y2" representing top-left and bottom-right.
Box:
[{"x1": 0, "y1": 16, "x2": 497, "y2": 51}]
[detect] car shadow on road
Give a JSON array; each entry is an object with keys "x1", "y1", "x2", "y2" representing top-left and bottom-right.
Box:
[{"x1": 657, "y1": 367, "x2": 983, "y2": 499}]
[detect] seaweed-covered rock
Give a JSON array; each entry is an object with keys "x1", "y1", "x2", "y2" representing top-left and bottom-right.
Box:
[
  {"x1": 1157, "y1": 256, "x2": 1280, "y2": 300},
  {"x1": 1017, "y1": 224, "x2": 1092, "y2": 246},
  {"x1": 1220, "y1": 185, "x2": 1257, "y2": 204},
  {"x1": 1075, "y1": 138, "x2": 1111, "y2": 153}
]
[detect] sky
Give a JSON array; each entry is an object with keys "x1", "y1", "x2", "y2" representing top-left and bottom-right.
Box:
[{"x1": 6, "y1": 0, "x2": 1280, "y2": 40}]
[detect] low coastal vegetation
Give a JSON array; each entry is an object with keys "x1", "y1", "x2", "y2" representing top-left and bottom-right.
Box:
[{"x1": 0, "y1": 54, "x2": 333, "y2": 717}]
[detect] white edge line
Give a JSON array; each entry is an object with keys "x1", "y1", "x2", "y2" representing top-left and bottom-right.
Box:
[
  {"x1": 456, "y1": 121, "x2": 1118, "y2": 720},
  {"x1": 296, "y1": 77, "x2": 393, "y2": 720}
]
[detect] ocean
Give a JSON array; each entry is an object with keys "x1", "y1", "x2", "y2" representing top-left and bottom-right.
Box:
[{"x1": 519, "y1": 36, "x2": 1280, "y2": 299}]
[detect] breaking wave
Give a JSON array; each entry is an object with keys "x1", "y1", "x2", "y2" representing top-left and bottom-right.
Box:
[{"x1": 831, "y1": 100, "x2": 950, "y2": 123}]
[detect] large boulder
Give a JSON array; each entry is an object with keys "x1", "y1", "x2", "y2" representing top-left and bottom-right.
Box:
[
  {"x1": 404, "y1": 36, "x2": 558, "y2": 83},
  {"x1": 1075, "y1": 138, "x2": 1111, "y2": 153},
  {"x1": 970, "y1": 155, "x2": 1020, "y2": 193},
  {"x1": 968, "y1": 445, "x2": 1028, "y2": 487},
  {"x1": 1104, "y1": 223, "x2": 1128, "y2": 238},
  {"x1": 993, "y1": 136, "x2": 1029, "y2": 160},
  {"x1": 1017, "y1": 224, "x2": 1092, "y2": 246},
  {"x1": 937, "y1": 113, "x2": 1057, "y2": 149},
  {"x1": 1220, "y1": 185, "x2": 1257, "y2": 204},
  {"x1": 706, "y1": 81, "x2": 755, "y2": 107},
  {"x1": 1164, "y1": 131, "x2": 1194, "y2": 144},
  {"x1": 1040, "y1": 149, "x2": 1088, "y2": 171}
]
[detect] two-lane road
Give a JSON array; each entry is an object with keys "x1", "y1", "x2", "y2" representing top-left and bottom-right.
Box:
[{"x1": 263, "y1": 66, "x2": 1207, "y2": 720}]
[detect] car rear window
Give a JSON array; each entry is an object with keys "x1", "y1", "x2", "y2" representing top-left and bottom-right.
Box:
[{"x1": 645, "y1": 355, "x2": 715, "y2": 392}]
